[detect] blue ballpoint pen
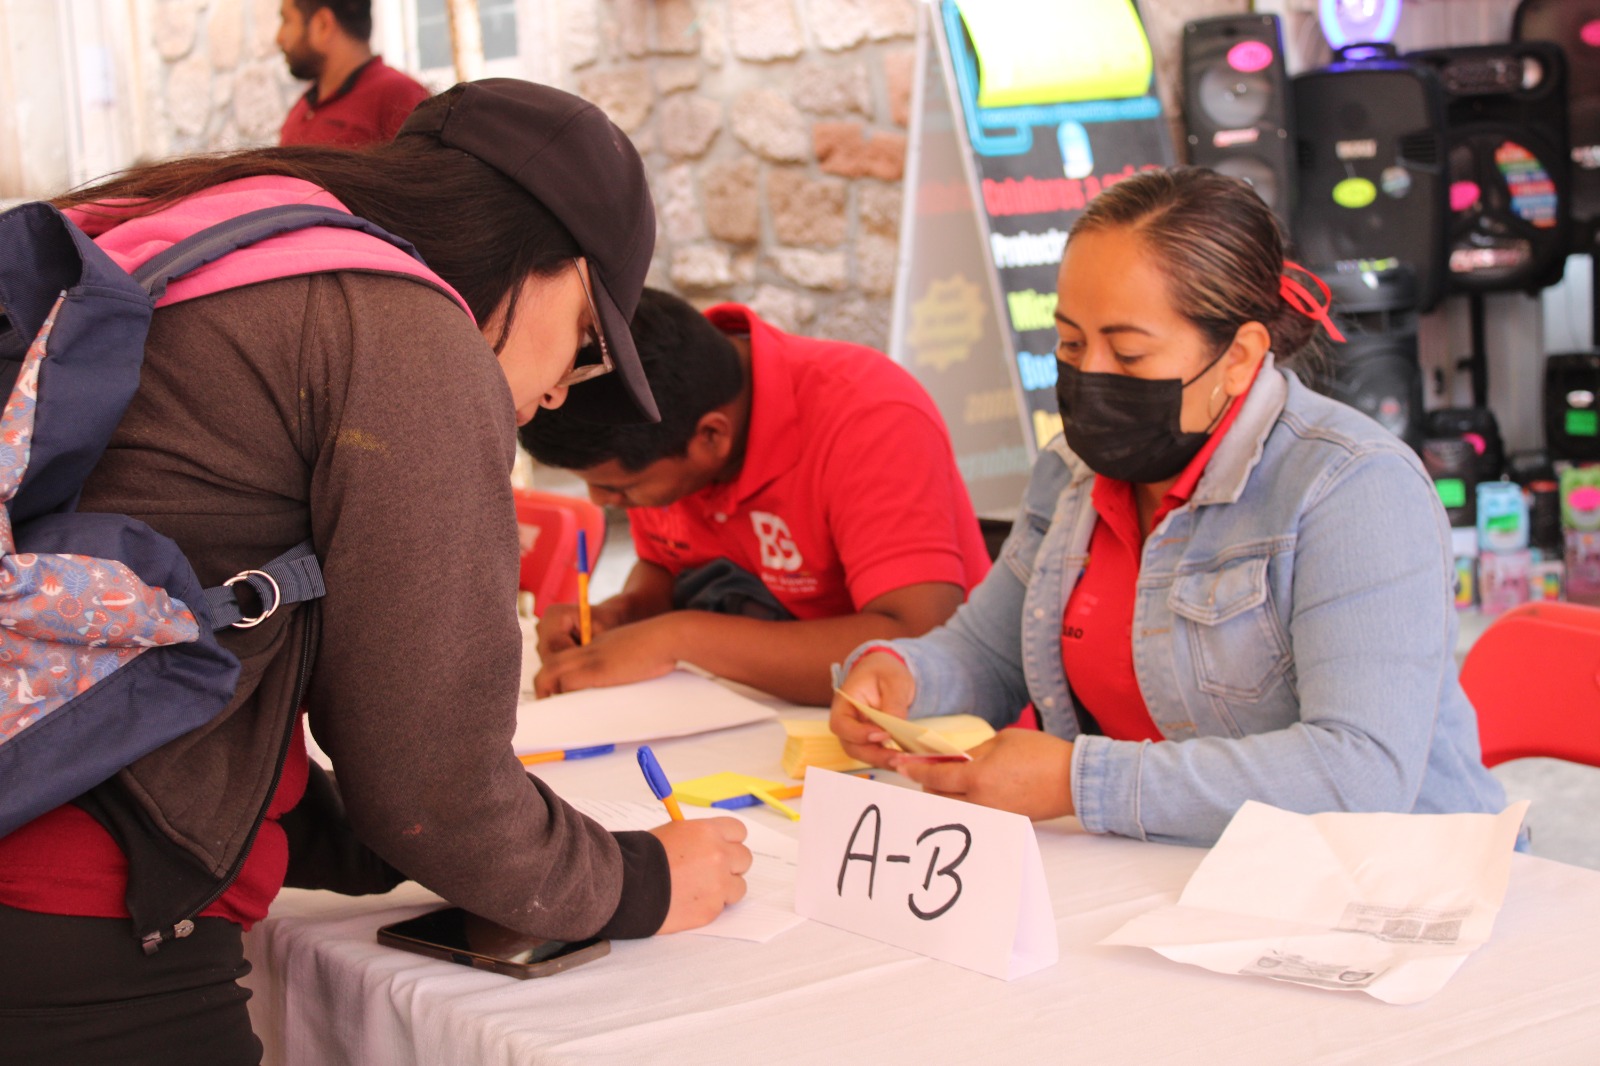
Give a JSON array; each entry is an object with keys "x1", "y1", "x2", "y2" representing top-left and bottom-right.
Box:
[{"x1": 636, "y1": 745, "x2": 684, "y2": 821}]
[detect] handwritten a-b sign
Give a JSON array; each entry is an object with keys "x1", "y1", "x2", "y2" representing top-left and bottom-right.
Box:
[{"x1": 794, "y1": 768, "x2": 1057, "y2": 980}]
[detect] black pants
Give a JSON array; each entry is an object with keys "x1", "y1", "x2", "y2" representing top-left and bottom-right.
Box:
[{"x1": 0, "y1": 905, "x2": 262, "y2": 1066}]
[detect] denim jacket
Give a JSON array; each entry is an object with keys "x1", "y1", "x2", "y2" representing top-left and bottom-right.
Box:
[{"x1": 853, "y1": 362, "x2": 1507, "y2": 846}]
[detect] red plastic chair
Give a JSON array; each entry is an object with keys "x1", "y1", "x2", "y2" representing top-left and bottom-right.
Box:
[
  {"x1": 1459, "y1": 601, "x2": 1600, "y2": 769},
  {"x1": 513, "y1": 489, "x2": 606, "y2": 615}
]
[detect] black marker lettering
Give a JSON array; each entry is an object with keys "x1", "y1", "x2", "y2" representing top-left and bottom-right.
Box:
[
  {"x1": 837, "y1": 805, "x2": 883, "y2": 898},
  {"x1": 908, "y1": 824, "x2": 972, "y2": 921}
]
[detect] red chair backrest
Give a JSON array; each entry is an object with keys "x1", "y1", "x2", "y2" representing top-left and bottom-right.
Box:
[
  {"x1": 513, "y1": 489, "x2": 606, "y2": 615},
  {"x1": 1459, "y1": 602, "x2": 1600, "y2": 769}
]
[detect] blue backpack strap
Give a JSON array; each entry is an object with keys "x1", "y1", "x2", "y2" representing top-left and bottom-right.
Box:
[
  {"x1": 132, "y1": 204, "x2": 425, "y2": 302},
  {"x1": 1, "y1": 203, "x2": 157, "y2": 525},
  {"x1": 203, "y1": 539, "x2": 327, "y2": 630},
  {"x1": 137, "y1": 205, "x2": 421, "y2": 619}
]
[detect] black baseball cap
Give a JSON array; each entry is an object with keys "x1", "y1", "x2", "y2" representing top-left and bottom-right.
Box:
[{"x1": 399, "y1": 79, "x2": 660, "y2": 422}]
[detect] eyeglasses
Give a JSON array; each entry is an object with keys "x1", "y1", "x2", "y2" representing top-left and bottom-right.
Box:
[{"x1": 555, "y1": 258, "x2": 615, "y2": 389}]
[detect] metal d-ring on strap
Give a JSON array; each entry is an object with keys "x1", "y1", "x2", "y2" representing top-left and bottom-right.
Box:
[
  {"x1": 202, "y1": 539, "x2": 325, "y2": 631},
  {"x1": 222, "y1": 569, "x2": 282, "y2": 629}
]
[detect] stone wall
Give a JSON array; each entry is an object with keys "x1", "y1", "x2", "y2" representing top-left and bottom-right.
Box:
[
  {"x1": 133, "y1": 0, "x2": 1247, "y2": 352},
  {"x1": 555, "y1": 0, "x2": 1247, "y2": 350},
  {"x1": 563, "y1": 0, "x2": 921, "y2": 351},
  {"x1": 148, "y1": 0, "x2": 305, "y2": 158},
  {"x1": 135, "y1": 0, "x2": 919, "y2": 349}
]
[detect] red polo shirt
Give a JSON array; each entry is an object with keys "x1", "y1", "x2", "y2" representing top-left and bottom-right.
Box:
[
  {"x1": 279, "y1": 57, "x2": 429, "y2": 148},
  {"x1": 1060, "y1": 368, "x2": 1260, "y2": 740},
  {"x1": 629, "y1": 305, "x2": 991, "y2": 619}
]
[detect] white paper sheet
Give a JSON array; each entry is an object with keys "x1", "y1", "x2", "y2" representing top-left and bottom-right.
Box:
[
  {"x1": 1101, "y1": 800, "x2": 1531, "y2": 1004},
  {"x1": 513, "y1": 670, "x2": 776, "y2": 754},
  {"x1": 568, "y1": 797, "x2": 805, "y2": 943}
]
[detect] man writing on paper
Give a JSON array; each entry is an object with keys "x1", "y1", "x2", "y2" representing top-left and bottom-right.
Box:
[
  {"x1": 277, "y1": 0, "x2": 430, "y2": 147},
  {"x1": 521, "y1": 289, "x2": 991, "y2": 706}
]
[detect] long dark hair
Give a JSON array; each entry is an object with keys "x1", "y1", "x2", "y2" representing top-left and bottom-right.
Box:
[
  {"x1": 1069, "y1": 167, "x2": 1321, "y2": 368},
  {"x1": 53, "y1": 93, "x2": 579, "y2": 350}
]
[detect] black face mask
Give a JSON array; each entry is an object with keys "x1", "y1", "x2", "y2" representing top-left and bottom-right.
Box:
[{"x1": 1053, "y1": 354, "x2": 1227, "y2": 484}]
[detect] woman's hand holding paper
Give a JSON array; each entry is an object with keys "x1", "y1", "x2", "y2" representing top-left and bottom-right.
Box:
[
  {"x1": 830, "y1": 650, "x2": 918, "y2": 767},
  {"x1": 892, "y1": 731, "x2": 1076, "y2": 821}
]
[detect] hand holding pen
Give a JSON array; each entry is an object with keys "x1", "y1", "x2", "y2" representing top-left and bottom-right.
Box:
[{"x1": 639, "y1": 744, "x2": 754, "y2": 933}]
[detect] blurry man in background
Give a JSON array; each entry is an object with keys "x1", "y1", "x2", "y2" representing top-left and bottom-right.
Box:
[{"x1": 277, "y1": 0, "x2": 430, "y2": 147}]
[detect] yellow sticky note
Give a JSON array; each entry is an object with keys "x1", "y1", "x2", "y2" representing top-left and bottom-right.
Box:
[
  {"x1": 780, "y1": 718, "x2": 869, "y2": 778},
  {"x1": 676, "y1": 771, "x2": 788, "y2": 807}
]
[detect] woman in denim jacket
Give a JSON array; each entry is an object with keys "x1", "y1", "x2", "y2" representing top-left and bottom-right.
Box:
[{"x1": 832, "y1": 168, "x2": 1507, "y2": 846}]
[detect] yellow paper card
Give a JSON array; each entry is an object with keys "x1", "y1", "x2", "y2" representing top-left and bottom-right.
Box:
[
  {"x1": 676, "y1": 771, "x2": 788, "y2": 807},
  {"x1": 833, "y1": 690, "x2": 995, "y2": 757}
]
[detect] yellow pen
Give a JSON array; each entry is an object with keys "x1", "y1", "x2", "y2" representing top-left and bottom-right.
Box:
[
  {"x1": 576, "y1": 529, "x2": 592, "y2": 646},
  {"x1": 761, "y1": 771, "x2": 870, "y2": 803},
  {"x1": 518, "y1": 744, "x2": 615, "y2": 768},
  {"x1": 749, "y1": 789, "x2": 801, "y2": 821}
]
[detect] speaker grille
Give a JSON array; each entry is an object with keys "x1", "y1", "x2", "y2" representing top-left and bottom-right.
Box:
[
  {"x1": 1183, "y1": 13, "x2": 1293, "y2": 226},
  {"x1": 1399, "y1": 132, "x2": 1441, "y2": 166},
  {"x1": 1196, "y1": 66, "x2": 1273, "y2": 129}
]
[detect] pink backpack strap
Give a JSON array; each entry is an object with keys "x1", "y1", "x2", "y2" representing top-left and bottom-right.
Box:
[{"x1": 68, "y1": 176, "x2": 474, "y2": 321}]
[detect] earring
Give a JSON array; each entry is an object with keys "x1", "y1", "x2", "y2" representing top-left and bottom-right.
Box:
[{"x1": 1208, "y1": 381, "x2": 1225, "y2": 421}]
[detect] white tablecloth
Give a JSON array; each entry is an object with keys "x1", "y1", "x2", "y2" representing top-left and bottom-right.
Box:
[{"x1": 244, "y1": 710, "x2": 1600, "y2": 1065}]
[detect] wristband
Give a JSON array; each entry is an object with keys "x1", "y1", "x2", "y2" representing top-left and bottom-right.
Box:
[{"x1": 861, "y1": 644, "x2": 908, "y2": 669}]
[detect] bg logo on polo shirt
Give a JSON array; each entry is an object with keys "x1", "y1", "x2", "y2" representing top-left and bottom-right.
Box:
[{"x1": 751, "y1": 511, "x2": 802, "y2": 572}]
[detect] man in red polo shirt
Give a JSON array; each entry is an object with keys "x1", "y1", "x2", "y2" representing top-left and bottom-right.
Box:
[
  {"x1": 521, "y1": 289, "x2": 991, "y2": 706},
  {"x1": 277, "y1": 1, "x2": 430, "y2": 147}
]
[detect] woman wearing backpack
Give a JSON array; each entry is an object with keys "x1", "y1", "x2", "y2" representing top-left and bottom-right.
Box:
[{"x1": 0, "y1": 80, "x2": 749, "y2": 1064}]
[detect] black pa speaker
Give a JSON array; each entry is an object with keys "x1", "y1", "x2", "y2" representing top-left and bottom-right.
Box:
[
  {"x1": 1545, "y1": 351, "x2": 1600, "y2": 462},
  {"x1": 1320, "y1": 264, "x2": 1425, "y2": 448},
  {"x1": 1182, "y1": 14, "x2": 1295, "y2": 229},
  {"x1": 1514, "y1": 0, "x2": 1600, "y2": 244},
  {"x1": 1407, "y1": 43, "x2": 1572, "y2": 294},
  {"x1": 1425, "y1": 407, "x2": 1506, "y2": 484},
  {"x1": 1421, "y1": 438, "x2": 1478, "y2": 526},
  {"x1": 1332, "y1": 336, "x2": 1426, "y2": 449},
  {"x1": 1293, "y1": 57, "x2": 1449, "y2": 312}
]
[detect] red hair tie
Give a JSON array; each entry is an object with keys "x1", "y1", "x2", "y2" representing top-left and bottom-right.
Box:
[{"x1": 1279, "y1": 260, "x2": 1346, "y2": 344}]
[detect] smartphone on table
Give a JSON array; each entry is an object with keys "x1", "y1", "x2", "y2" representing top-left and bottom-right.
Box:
[{"x1": 376, "y1": 906, "x2": 609, "y2": 980}]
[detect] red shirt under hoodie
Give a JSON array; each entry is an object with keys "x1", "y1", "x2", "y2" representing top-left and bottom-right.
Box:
[
  {"x1": 0, "y1": 723, "x2": 308, "y2": 926},
  {"x1": 1059, "y1": 366, "x2": 1261, "y2": 741}
]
